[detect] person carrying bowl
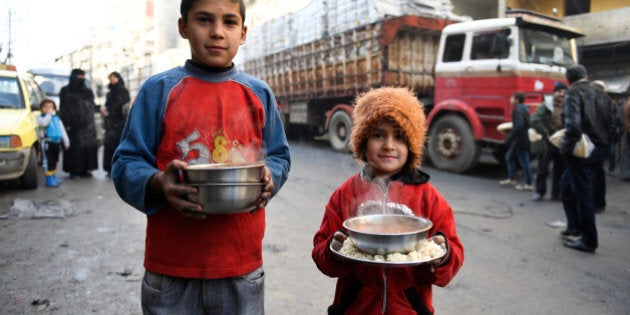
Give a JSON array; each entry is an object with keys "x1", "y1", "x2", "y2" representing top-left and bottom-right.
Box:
[
  {"x1": 111, "y1": 1, "x2": 291, "y2": 314},
  {"x1": 312, "y1": 87, "x2": 464, "y2": 315}
]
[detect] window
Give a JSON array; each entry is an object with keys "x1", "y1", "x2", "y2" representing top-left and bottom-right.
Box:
[
  {"x1": 471, "y1": 29, "x2": 511, "y2": 60},
  {"x1": 519, "y1": 28, "x2": 575, "y2": 66},
  {"x1": 25, "y1": 77, "x2": 45, "y2": 110},
  {"x1": 442, "y1": 34, "x2": 465, "y2": 62},
  {"x1": 565, "y1": 0, "x2": 590, "y2": 16},
  {"x1": 0, "y1": 77, "x2": 21, "y2": 108}
]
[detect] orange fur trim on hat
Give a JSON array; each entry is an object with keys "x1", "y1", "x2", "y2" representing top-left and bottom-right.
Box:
[{"x1": 350, "y1": 87, "x2": 427, "y2": 170}]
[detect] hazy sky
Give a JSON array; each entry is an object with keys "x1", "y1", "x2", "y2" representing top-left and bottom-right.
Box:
[
  {"x1": 0, "y1": 0, "x2": 311, "y2": 71},
  {"x1": 1, "y1": 0, "x2": 108, "y2": 70}
]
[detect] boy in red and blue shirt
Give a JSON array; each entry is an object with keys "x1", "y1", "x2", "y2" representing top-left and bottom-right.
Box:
[{"x1": 112, "y1": 1, "x2": 291, "y2": 313}]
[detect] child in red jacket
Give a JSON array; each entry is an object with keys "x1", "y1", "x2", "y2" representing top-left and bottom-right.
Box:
[{"x1": 312, "y1": 87, "x2": 464, "y2": 314}]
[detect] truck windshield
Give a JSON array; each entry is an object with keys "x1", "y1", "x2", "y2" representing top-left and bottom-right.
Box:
[{"x1": 519, "y1": 28, "x2": 575, "y2": 67}]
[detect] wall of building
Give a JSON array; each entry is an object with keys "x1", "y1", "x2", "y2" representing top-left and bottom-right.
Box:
[{"x1": 591, "y1": 0, "x2": 630, "y2": 12}]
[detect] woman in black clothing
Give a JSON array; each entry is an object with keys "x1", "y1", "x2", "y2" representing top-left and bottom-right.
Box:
[
  {"x1": 101, "y1": 72, "x2": 131, "y2": 176},
  {"x1": 59, "y1": 69, "x2": 99, "y2": 178}
]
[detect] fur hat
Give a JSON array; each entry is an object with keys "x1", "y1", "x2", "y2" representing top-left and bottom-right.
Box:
[{"x1": 350, "y1": 87, "x2": 427, "y2": 170}]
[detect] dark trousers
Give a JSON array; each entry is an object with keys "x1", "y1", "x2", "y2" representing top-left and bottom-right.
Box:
[
  {"x1": 535, "y1": 144, "x2": 564, "y2": 198},
  {"x1": 560, "y1": 146, "x2": 605, "y2": 249},
  {"x1": 593, "y1": 145, "x2": 608, "y2": 210},
  {"x1": 43, "y1": 140, "x2": 61, "y2": 173}
]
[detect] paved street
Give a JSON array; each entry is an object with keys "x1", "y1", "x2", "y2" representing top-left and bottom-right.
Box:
[{"x1": 1, "y1": 141, "x2": 629, "y2": 314}]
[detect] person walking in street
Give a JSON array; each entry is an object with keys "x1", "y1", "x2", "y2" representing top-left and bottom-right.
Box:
[
  {"x1": 499, "y1": 92, "x2": 533, "y2": 191},
  {"x1": 618, "y1": 98, "x2": 630, "y2": 181},
  {"x1": 312, "y1": 87, "x2": 464, "y2": 314},
  {"x1": 559, "y1": 65, "x2": 618, "y2": 253},
  {"x1": 59, "y1": 68, "x2": 99, "y2": 178},
  {"x1": 530, "y1": 82, "x2": 567, "y2": 201},
  {"x1": 100, "y1": 72, "x2": 130, "y2": 177},
  {"x1": 590, "y1": 80, "x2": 621, "y2": 213},
  {"x1": 111, "y1": 1, "x2": 291, "y2": 314},
  {"x1": 36, "y1": 99, "x2": 70, "y2": 187}
]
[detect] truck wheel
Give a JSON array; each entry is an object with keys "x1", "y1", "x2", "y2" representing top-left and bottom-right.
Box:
[
  {"x1": 427, "y1": 115, "x2": 480, "y2": 173},
  {"x1": 20, "y1": 148, "x2": 39, "y2": 190},
  {"x1": 328, "y1": 110, "x2": 352, "y2": 152}
]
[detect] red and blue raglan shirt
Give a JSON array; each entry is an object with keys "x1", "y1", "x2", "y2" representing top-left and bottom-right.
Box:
[{"x1": 112, "y1": 61, "x2": 291, "y2": 279}]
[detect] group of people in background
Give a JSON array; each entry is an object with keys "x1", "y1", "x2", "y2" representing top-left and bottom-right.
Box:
[
  {"x1": 36, "y1": 69, "x2": 130, "y2": 187},
  {"x1": 500, "y1": 64, "x2": 628, "y2": 254}
]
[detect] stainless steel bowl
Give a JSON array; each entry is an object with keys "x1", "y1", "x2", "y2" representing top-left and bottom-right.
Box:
[
  {"x1": 343, "y1": 214, "x2": 433, "y2": 255},
  {"x1": 182, "y1": 162, "x2": 264, "y2": 184},
  {"x1": 184, "y1": 182, "x2": 264, "y2": 214}
]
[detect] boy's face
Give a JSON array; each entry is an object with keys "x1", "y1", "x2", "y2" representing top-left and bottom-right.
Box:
[
  {"x1": 365, "y1": 120, "x2": 408, "y2": 177},
  {"x1": 178, "y1": 0, "x2": 247, "y2": 68}
]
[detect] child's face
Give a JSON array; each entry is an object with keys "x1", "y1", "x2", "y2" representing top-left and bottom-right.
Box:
[
  {"x1": 41, "y1": 102, "x2": 55, "y2": 114},
  {"x1": 178, "y1": 0, "x2": 247, "y2": 68},
  {"x1": 365, "y1": 120, "x2": 408, "y2": 177}
]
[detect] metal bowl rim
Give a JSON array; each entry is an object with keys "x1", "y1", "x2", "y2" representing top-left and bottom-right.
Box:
[
  {"x1": 184, "y1": 161, "x2": 265, "y2": 171},
  {"x1": 343, "y1": 214, "x2": 433, "y2": 236},
  {"x1": 182, "y1": 182, "x2": 265, "y2": 187}
]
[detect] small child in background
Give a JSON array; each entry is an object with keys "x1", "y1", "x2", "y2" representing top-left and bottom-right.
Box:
[
  {"x1": 37, "y1": 99, "x2": 69, "y2": 187},
  {"x1": 312, "y1": 87, "x2": 464, "y2": 314}
]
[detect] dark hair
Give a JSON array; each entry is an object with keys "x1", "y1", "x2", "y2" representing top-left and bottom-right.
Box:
[
  {"x1": 180, "y1": 0, "x2": 246, "y2": 23},
  {"x1": 565, "y1": 64, "x2": 587, "y2": 84},
  {"x1": 513, "y1": 92, "x2": 525, "y2": 103},
  {"x1": 39, "y1": 98, "x2": 56, "y2": 108}
]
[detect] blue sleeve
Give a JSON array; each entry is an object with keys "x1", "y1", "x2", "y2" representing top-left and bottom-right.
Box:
[
  {"x1": 111, "y1": 74, "x2": 173, "y2": 214},
  {"x1": 259, "y1": 85, "x2": 291, "y2": 197}
]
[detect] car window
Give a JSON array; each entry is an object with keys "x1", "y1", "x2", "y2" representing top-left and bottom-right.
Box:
[
  {"x1": 25, "y1": 77, "x2": 45, "y2": 110},
  {"x1": 0, "y1": 76, "x2": 23, "y2": 109}
]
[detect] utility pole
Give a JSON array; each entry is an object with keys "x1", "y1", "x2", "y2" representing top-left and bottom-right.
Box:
[{"x1": 3, "y1": 9, "x2": 13, "y2": 64}]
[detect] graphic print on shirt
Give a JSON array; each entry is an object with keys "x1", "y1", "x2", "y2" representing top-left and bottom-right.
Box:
[
  {"x1": 156, "y1": 77, "x2": 265, "y2": 170},
  {"x1": 177, "y1": 128, "x2": 253, "y2": 164}
]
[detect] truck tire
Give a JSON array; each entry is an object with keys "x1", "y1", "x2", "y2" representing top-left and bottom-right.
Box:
[
  {"x1": 20, "y1": 148, "x2": 39, "y2": 189},
  {"x1": 328, "y1": 110, "x2": 352, "y2": 152},
  {"x1": 427, "y1": 114, "x2": 480, "y2": 173}
]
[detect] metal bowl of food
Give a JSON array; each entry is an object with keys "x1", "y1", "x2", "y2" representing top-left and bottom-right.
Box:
[
  {"x1": 343, "y1": 214, "x2": 433, "y2": 255},
  {"x1": 182, "y1": 162, "x2": 264, "y2": 184},
  {"x1": 184, "y1": 182, "x2": 264, "y2": 214}
]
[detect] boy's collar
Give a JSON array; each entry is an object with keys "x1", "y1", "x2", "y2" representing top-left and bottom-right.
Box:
[{"x1": 187, "y1": 59, "x2": 234, "y2": 73}]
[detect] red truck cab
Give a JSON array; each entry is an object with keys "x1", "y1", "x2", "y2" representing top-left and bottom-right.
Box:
[{"x1": 427, "y1": 10, "x2": 584, "y2": 172}]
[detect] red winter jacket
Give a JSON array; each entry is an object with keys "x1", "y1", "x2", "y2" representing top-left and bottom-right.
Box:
[{"x1": 312, "y1": 170, "x2": 464, "y2": 314}]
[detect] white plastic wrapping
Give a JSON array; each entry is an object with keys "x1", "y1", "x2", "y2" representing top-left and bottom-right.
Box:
[{"x1": 239, "y1": 0, "x2": 469, "y2": 62}]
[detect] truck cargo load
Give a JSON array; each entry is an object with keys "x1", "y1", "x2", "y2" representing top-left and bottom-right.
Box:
[{"x1": 241, "y1": 4, "x2": 583, "y2": 173}]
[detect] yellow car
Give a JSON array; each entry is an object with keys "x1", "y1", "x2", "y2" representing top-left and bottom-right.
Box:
[{"x1": 0, "y1": 65, "x2": 46, "y2": 189}]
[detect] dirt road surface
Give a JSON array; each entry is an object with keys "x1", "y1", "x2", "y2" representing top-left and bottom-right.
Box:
[{"x1": 1, "y1": 141, "x2": 629, "y2": 314}]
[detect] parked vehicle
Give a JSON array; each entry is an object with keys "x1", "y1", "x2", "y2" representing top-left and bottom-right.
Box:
[
  {"x1": 241, "y1": 9, "x2": 583, "y2": 173},
  {"x1": 0, "y1": 65, "x2": 47, "y2": 189},
  {"x1": 28, "y1": 67, "x2": 70, "y2": 110}
]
